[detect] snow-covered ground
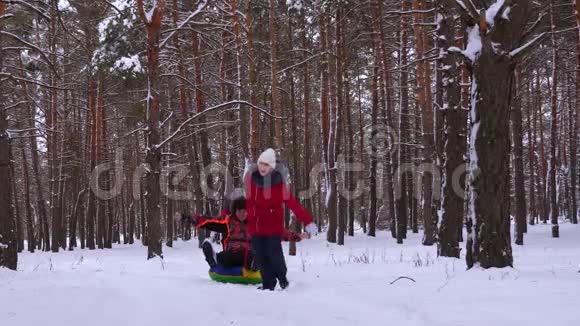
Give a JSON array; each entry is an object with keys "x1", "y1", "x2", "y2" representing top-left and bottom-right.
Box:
[{"x1": 1, "y1": 223, "x2": 579, "y2": 326}]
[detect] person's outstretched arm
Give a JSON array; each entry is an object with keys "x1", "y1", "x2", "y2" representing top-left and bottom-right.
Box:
[
  {"x1": 282, "y1": 184, "x2": 313, "y2": 225},
  {"x1": 182, "y1": 214, "x2": 229, "y2": 234}
]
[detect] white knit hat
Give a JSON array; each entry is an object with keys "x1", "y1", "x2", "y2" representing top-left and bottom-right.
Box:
[{"x1": 258, "y1": 148, "x2": 277, "y2": 169}]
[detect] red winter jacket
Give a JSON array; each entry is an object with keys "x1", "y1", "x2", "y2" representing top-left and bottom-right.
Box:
[{"x1": 245, "y1": 169, "x2": 313, "y2": 236}]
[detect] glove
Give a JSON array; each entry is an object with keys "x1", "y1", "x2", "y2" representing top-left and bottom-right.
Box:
[{"x1": 305, "y1": 223, "x2": 318, "y2": 237}]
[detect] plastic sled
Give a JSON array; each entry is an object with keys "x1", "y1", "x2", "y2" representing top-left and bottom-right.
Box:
[{"x1": 208, "y1": 266, "x2": 262, "y2": 285}]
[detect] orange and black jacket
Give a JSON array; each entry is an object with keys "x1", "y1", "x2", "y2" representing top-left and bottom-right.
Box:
[{"x1": 187, "y1": 213, "x2": 304, "y2": 254}]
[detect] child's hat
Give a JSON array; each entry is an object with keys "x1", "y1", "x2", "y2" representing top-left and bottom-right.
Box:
[{"x1": 230, "y1": 196, "x2": 246, "y2": 212}]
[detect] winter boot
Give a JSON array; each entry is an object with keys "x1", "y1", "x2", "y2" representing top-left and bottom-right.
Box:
[{"x1": 202, "y1": 239, "x2": 217, "y2": 268}]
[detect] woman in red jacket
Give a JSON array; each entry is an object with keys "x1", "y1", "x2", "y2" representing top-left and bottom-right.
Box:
[{"x1": 245, "y1": 148, "x2": 318, "y2": 290}]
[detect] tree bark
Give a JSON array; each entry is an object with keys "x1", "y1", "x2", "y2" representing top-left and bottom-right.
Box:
[
  {"x1": 269, "y1": 0, "x2": 282, "y2": 148},
  {"x1": 548, "y1": 0, "x2": 559, "y2": 237},
  {"x1": 368, "y1": 62, "x2": 379, "y2": 238},
  {"x1": 537, "y1": 72, "x2": 548, "y2": 224},
  {"x1": 86, "y1": 78, "x2": 97, "y2": 250},
  {"x1": 465, "y1": 1, "x2": 533, "y2": 269},
  {"x1": 437, "y1": 0, "x2": 465, "y2": 258},
  {"x1": 527, "y1": 80, "x2": 537, "y2": 225},
  {"x1": 10, "y1": 148, "x2": 23, "y2": 253},
  {"x1": 0, "y1": 2, "x2": 17, "y2": 268},
  {"x1": 570, "y1": 0, "x2": 579, "y2": 225},
  {"x1": 335, "y1": 6, "x2": 345, "y2": 245},
  {"x1": 0, "y1": 108, "x2": 17, "y2": 270},
  {"x1": 96, "y1": 79, "x2": 105, "y2": 250},
  {"x1": 394, "y1": 0, "x2": 411, "y2": 244},
  {"x1": 511, "y1": 69, "x2": 527, "y2": 245},
  {"x1": 137, "y1": 0, "x2": 164, "y2": 259},
  {"x1": 49, "y1": 2, "x2": 61, "y2": 252},
  {"x1": 21, "y1": 147, "x2": 35, "y2": 252}
]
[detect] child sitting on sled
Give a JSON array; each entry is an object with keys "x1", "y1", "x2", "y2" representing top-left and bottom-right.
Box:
[{"x1": 181, "y1": 195, "x2": 308, "y2": 271}]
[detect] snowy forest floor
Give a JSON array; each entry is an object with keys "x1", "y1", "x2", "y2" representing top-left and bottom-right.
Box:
[{"x1": 1, "y1": 223, "x2": 579, "y2": 326}]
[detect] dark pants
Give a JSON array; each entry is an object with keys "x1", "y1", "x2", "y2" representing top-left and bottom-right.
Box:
[
  {"x1": 251, "y1": 236, "x2": 287, "y2": 290},
  {"x1": 202, "y1": 242, "x2": 254, "y2": 269}
]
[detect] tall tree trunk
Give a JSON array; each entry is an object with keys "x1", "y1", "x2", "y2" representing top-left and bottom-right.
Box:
[
  {"x1": 139, "y1": 180, "x2": 147, "y2": 245},
  {"x1": 345, "y1": 57, "x2": 355, "y2": 238},
  {"x1": 101, "y1": 85, "x2": 113, "y2": 250},
  {"x1": 326, "y1": 7, "x2": 338, "y2": 244},
  {"x1": 230, "y1": 0, "x2": 250, "y2": 164},
  {"x1": 86, "y1": 78, "x2": 97, "y2": 250},
  {"x1": 96, "y1": 79, "x2": 105, "y2": 249},
  {"x1": 527, "y1": 80, "x2": 537, "y2": 225},
  {"x1": 49, "y1": 2, "x2": 61, "y2": 253},
  {"x1": 300, "y1": 8, "x2": 314, "y2": 234},
  {"x1": 570, "y1": 0, "x2": 579, "y2": 225},
  {"x1": 465, "y1": 0, "x2": 533, "y2": 268},
  {"x1": 137, "y1": 0, "x2": 164, "y2": 259},
  {"x1": 375, "y1": 0, "x2": 396, "y2": 240},
  {"x1": 18, "y1": 59, "x2": 49, "y2": 250},
  {"x1": 537, "y1": 72, "x2": 548, "y2": 224},
  {"x1": 0, "y1": 2, "x2": 17, "y2": 268},
  {"x1": 412, "y1": 0, "x2": 436, "y2": 246},
  {"x1": 269, "y1": 0, "x2": 282, "y2": 148},
  {"x1": 10, "y1": 149, "x2": 23, "y2": 253},
  {"x1": 335, "y1": 6, "x2": 346, "y2": 245},
  {"x1": 394, "y1": 0, "x2": 410, "y2": 244},
  {"x1": 368, "y1": 63, "x2": 379, "y2": 238},
  {"x1": 0, "y1": 105, "x2": 17, "y2": 270},
  {"x1": 548, "y1": 0, "x2": 559, "y2": 237},
  {"x1": 286, "y1": 12, "x2": 300, "y2": 254},
  {"x1": 511, "y1": 69, "x2": 527, "y2": 245},
  {"x1": 191, "y1": 30, "x2": 214, "y2": 215},
  {"x1": 246, "y1": 0, "x2": 260, "y2": 160},
  {"x1": 437, "y1": 0, "x2": 464, "y2": 258},
  {"x1": 21, "y1": 147, "x2": 35, "y2": 252},
  {"x1": 318, "y1": 7, "x2": 331, "y2": 239},
  {"x1": 69, "y1": 187, "x2": 85, "y2": 250},
  {"x1": 358, "y1": 78, "x2": 368, "y2": 235}
]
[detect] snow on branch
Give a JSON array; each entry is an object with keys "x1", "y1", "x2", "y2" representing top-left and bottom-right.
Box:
[
  {"x1": 448, "y1": 26, "x2": 482, "y2": 64},
  {"x1": 159, "y1": 0, "x2": 208, "y2": 49},
  {"x1": 136, "y1": 0, "x2": 164, "y2": 27},
  {"x1": 160, "y1": 111, "x2": 173, "y2": 128},
  {"x1": 454, "y1": 0, "x2": 479, "y2": 22},
  {"x1": 519, "y1": 13, "x2": 548, "y2": 44},
  {"x1": 156, "y1": 101, "x2": 284, "y2": 149},
  {"x1": 485, "y1": 0, "x2": 506, "y2": 29},
  {"x1": 510, "y1": 32, "x2": 547, "y2": 59},
  {"x1": 7, "y1": 127, "x2": 39, "y2": 134},
  {"x1": 122, "y1": 126, "x2": 148, "y2": 138},
  {"x1": 103, "y1": 0, "x2": 125, "y2": 15},
  {"x1": 57, "y1": 0, "x2": 76, "y2": 13},
  {"x1": 0, "y1": 0, "x2": 50, "y2": 21},
  {"x1": 0, "y1": 72, "x2": 72, "y2": 90},
  {"x1": 384, "y1": 8, "x2": 436, "y2": 15},
  {"x1": 2, "y1": 100, "x2": 28, "y2": 111},
  {"x1": 0, "y1": 30, "x2": 57, "y2": 74},
  {"x1": 277, "y1": 52, "x2": 326, "y2": 75}
]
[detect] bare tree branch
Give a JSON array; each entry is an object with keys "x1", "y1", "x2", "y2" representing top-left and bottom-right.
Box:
[{"x1": 156, "y1": 101, "x2": 284, "y2": 149}]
